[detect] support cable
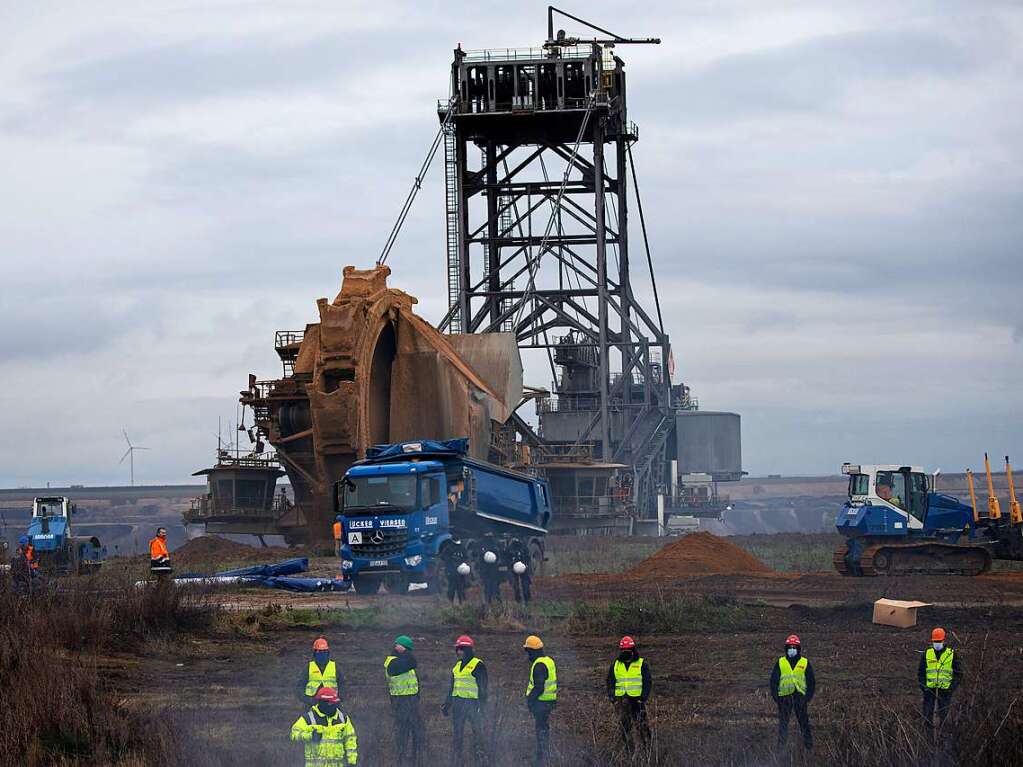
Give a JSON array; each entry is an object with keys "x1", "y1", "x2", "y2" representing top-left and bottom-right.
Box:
[
  {"x1": 378, "y1": 101, "x2": 455, "y2": 266},
  {"x1": 626, "y1": 141, "x2": 664, "y2": 336}
]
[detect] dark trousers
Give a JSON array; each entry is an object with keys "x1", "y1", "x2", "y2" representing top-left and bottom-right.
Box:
[
  {"x1": 391, "y1": 696, "x2": 424, "y2": 765},
  {"x1": 450, "y1": 698, "x2": 484, "y2": 767},
  {"x1": 150, "y1": 559, "x2": 172, "y2": 577},
  {"x1": 512, "y1": 574, "x2": 532, "y2": 604},
  {"x1": 529, "y1": 701, "x2": 554, "y2": 765},
  {"x1": 615, "y1": 699, "x2": 650, "y2": 754},
  {"x1": 922, "y1": 689, "x2": 953, "y2": 736},
  {"x1": 447, "y1": 574, "x2": 467, "y2": 603},
  {"x1": 482, "y1": 572, "x2": 501, "y2": 604},
  {"x1": 776, "y1": 695, "x2": 813, "y2": 749}
]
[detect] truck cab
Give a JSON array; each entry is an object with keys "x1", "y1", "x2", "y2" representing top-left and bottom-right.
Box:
[
  {"x1": 837, "y1": 463, "x2": 974, "y2": 539},
  {"x1": 29, "y1": 496, "x2": 75, "y2": 552},
  {"x1": 336, "y1": 459, "x2": 449, "y2": 593}
]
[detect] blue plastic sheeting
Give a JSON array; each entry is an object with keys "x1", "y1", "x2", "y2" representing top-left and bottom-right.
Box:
[
  {"x1": 216, "y1": 558, "x2": 309, "y2": 578},
  {"x1": 261, "y1": 576, "x2": 351, "y2": 593},
  {"x1": 170, "y1": 558, "x2": 350, "y2": 592}
]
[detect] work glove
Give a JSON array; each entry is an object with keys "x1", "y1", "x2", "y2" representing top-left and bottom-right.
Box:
[
  {"x1": 311, "y1": 731, "x2": 323, "y2": 742},
  {"x1": 441, "y1": 704, "x2": 450, "y2": 717}
]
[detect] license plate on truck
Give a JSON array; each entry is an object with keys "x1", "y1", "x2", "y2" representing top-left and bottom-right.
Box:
[{"x1": 370, "y1": 560, "x2": 388, "y2": 568}]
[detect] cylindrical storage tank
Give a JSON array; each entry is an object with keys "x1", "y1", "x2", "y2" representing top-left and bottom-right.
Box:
[{"x1": 675, "y1": 412, "x2": 742, "y2": 480}]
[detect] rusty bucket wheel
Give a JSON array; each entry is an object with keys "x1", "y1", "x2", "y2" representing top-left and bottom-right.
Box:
[{"x1": 367, "y1": 320, "x2": 398, "y2": 446}]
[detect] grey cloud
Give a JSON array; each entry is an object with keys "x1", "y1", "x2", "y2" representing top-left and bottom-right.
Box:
[
  {"x1": 665, "y1": 25, "x2": 1002, "y2": 122},
  {"x1": 0, "y1": 293, "x2": 163, "y2": 361},
  {"x1": 1, "y1": 1, "x2": 1021, "y2": 482},
  {"x1": 42, "y1": 35, "x2": 363, "y2": 109}
]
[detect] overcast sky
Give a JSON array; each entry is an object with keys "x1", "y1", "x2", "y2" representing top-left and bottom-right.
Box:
[{"x1": 1, "y1": 1, "x2": 1020, "y2": 485}]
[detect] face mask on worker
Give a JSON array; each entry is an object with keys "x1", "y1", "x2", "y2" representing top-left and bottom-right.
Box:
[
  {"x1": 314, "y1": 650, "x2": 330, "y2": 666},
  {"x1": 786, "y1": 647, "x2": 798, "y2": 659},
  {"x1": 318, "y1": 701, "x2": 338, "y2": 716},
  {"x1": 932, "y1": 642, "x2": 944, "y2": 652}
]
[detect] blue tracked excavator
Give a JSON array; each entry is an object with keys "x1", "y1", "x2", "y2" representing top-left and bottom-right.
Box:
[{"x1": 833, "y1": 455, "x2": 1023, "y2": 576}]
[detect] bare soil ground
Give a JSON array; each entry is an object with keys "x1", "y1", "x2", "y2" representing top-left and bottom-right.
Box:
[{"x1": 83, "y1": 533, "x2": 1023, "y2": 766}]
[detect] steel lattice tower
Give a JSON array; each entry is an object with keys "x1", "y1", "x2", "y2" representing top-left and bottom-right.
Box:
[{"x1": 437, "y1": 26, "x2": 683, "y2": 521}]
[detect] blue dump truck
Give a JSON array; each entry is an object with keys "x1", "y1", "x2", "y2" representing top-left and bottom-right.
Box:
[{"x1": 335, "y1": 439, "x2": 552, "y2": 595}]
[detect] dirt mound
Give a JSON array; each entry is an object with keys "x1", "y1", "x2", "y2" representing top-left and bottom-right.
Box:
[
  {"x1": 172, "y1": 536, "x2": 294, "y2": 566},
  {"x1": 625, "y1": 532, "x2": 773, "y2": 578}
]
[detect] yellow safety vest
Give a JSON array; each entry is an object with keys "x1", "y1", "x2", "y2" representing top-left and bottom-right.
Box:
[
  {"x1": 613, "y1": 658, "x2": 644, "y2": 698},
  {"x1": 777, "y1": 656, "x2": 808, "y2": 696},
  {"x1": 384, "y1": 655, "x2": 419, "y2": 696},
  {"x1": 526, "y1": 656, "x2": 558, "y2": 702},
  {"x1": 925, "y1": 648, "x2": 954, "y2": 690},
  {"x1": 305, "y1": 660, "x2": 339, "y2": 698},
  {"x1": 290, "y1": 706, "x2": 358, "y2": 767},
  {"x1": 452, "y1": 657, "x2": 481, "y2": 700}
]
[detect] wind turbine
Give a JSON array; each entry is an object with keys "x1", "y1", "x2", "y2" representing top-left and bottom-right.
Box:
[{"x1": 120, "y1": 430, "x2": 150, "y2": 487}]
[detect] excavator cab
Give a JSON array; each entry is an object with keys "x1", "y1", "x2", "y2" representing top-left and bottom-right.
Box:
[{"x1": 843, "y1": 464, "x2": 928, "y2": 527}]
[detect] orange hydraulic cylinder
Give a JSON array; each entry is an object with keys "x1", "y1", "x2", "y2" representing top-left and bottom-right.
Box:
[
  {"x1": 984, "y1": 453, "x2": 1002, "y2": 520},
  {"x1": 967, "y1": 469, "x2": 980, "y2": 523},
  {"x1": 1006, "y1": 456, "x2": 1022, "y2": 525}
]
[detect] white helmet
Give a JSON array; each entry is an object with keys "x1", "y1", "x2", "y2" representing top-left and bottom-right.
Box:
[
  {"x1": 483, "y1": 550, "x2": 498, "y2": 564},
  {"x1": 456, "y1": 562, "x2": 471, "y2": 576},
  {"x1": 512, "y1": 561, "x2": 527, "y2": 575}
]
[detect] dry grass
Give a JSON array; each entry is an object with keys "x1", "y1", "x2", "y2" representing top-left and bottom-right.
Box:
[{"x1": 0, "y1": 575, "x2": 218, "y2": 766}]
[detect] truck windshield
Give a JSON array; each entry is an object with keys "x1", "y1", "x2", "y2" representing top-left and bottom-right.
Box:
[{"x1": 343, "y1": 475, "x2": 418, "y2": 511}]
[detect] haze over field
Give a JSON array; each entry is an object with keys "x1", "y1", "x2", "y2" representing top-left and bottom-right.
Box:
[{"x1": 1, "y1": 1, "x2": 1021, "y2": 485}]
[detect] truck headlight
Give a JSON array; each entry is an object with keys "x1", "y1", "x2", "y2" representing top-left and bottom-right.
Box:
[
  {"x1": 341, "y1": 560, "x2": 354, "y2": 570},
  {"x1": 404, "y1": 554, "x2": 423, "y2": 567}
]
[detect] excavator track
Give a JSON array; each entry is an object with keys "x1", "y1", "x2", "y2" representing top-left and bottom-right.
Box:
[
  {"x1": 833, "y1": 543, "x2": 860, "y2": 576},
  {"x1": 856, "y1": 540, "x2": 992, "y2": 576}
]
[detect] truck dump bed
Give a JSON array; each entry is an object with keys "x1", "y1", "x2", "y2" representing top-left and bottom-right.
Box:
[{"x1": 361, "y1": 439, "x2": 551, "y2": 534}]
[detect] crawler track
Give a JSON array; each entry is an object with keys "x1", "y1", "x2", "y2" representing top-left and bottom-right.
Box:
[
  {"x1": 855, "y1": 540, "x2": 992, "y2": 576},
  {"x1": 832, "y1": 543, "x2": 859, "y2": 576}
]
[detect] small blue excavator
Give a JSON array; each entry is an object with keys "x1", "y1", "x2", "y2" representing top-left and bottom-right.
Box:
[
  {"x1": 834, "y1": 455, "x2": 1023, "y2": 576},
  {"x1": 26, "y1": 496, "x2": 105, "y2": 575}
]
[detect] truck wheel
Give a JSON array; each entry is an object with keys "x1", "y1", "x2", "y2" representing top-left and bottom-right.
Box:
[{"x1": 352, "y1": 577, "x2": 381, "y2": 596}]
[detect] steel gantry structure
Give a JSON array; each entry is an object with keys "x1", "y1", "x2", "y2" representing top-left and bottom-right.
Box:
[{"x1": 436, "y1": 9, "x2": 691, "y2": 525}]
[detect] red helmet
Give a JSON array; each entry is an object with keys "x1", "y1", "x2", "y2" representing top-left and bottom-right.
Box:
[
  {"x1": 314, "y1": 687, "x2": 339, "y2": 704},
  {"x1": 931, "y1": 627, "x2": 946, "y2": 642},
  {"x1": 312, "y1": 637, "x2": 329, "y2": 651},
  {"x1": 785, "y1": 634, "x2": 801, "y2": 647},
  {"x1": 619, "y1": 636, "x2": 636, "y2": 650},
  {"x1": 455, "y1": 634, "x2": 475, "y2": 649}
]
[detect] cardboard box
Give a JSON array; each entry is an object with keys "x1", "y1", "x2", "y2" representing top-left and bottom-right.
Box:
[{"x1": 872, "y1": 598, "x2": 931, "y2": 628}]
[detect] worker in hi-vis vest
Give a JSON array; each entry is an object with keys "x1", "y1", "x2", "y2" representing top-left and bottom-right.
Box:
[
  {"x1": 606, "y1": 636, "x2": 651, "y2": 754},
  {"x1": 384, "y1": 635, "x2": 424, "y2": 765},
  {"x1": 918, "y1": 626, "x2": 961, "y2": 738},
  {"x1": 442, "y1": 634, "x2": 488, "y2": 766},
  {"x1": 523, "y1": 635, "x2": 557, "y2": 766},
  {"x1": 769, "y1": 634, "x2": 815, "y2": 750},
  {"x1": 300, "y1": 637, "x2": 343, "y2": 703},
  {"x1": 290, "y1": 686, "x2": 358, "y2": 766}
]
